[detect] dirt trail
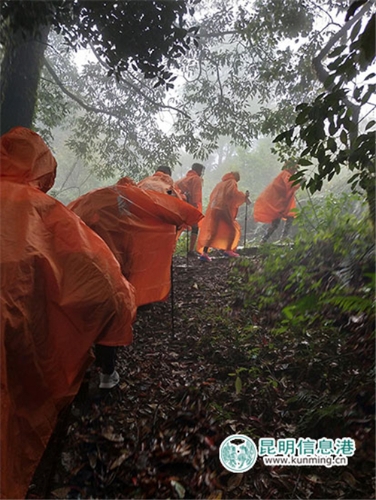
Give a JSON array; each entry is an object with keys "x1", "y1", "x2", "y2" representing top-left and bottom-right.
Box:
[
  {"x1": 27, "y1": 252, "x2": 375, "y2": 500},
  {"x1": 29, "y1": 255, "x2": 246, "y2": 499}
]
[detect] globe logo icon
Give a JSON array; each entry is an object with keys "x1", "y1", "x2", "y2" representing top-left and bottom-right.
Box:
[{"x1": 219, "y1": 434, "x2": 258, "y2": 473}]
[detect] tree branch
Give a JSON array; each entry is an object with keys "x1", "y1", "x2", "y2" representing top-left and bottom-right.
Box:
[
  {"x1": 306, "y1": 0, "x2": 342, "y2": 28},
  {"x1": 87, "y1": 41, "x2": 191, "y2": 119},
  {"x1": 311, "y1": 0, "x2": 373, "y2": 139},
  {"x1": 216, "y1": 63, "x2": 224, "y2": 99},
  {"x1": 198, "y1": 29, "x2": 240, "y2": 39},
  {"x1": 313, "y1": 0, "x2": 373, "y2": 78},
  {"x1": 44, "y1": 57, "x2": 127, "y2": 121},
  {"x1": 58, "y1": 159, "x2": 79, "y2": 193}
]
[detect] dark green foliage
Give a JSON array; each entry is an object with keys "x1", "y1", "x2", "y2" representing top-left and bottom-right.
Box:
[
  {"x1": 0, "y1": 1, "x2": 197, "y2": 86},
  {"x1": 237, "y1": 193, "x2": 374, "y2": 324},
  {"x1": 274, "y1": 3, "x2": 376, "y2": 225},
  {"x1": 0, "y1": 1, "x2": 197, "y2": 133},
  {"x1": 220, "y1": 192, "x2": 375, "y2": 487}
]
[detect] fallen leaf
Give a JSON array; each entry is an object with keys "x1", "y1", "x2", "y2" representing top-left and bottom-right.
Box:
[
  {"x1": 51, "y1": 487, "x2": 72, "y2": 498},
  {"x1": 109, "y1": 452, "x2": 131, "y2": 470},
  {"x1": 171, "y1": 479, "x2": 186, "y2": 498},
  {"x1": 207, "y1": 490, "x2": 223, "y2": 499},
  {"x1": 101, "y1": 428, "x2": 124, "y2": 442},
  {"x1": 235, "y1": 376, "x2": 242, "y2": 394},
  {"x1": 88, "y1": 452, "x2": 97, "y2": 469},
  {"x1": 227, "y1": 473, "x2": 243, "y2": 491},
  {"x1": 342, "y1": 471, "x2": 357, "y2": 487}
]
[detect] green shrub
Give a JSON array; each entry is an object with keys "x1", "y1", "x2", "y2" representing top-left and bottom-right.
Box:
[{"x1": 234, "y1": 192, "x2": 374, "y2": 330}]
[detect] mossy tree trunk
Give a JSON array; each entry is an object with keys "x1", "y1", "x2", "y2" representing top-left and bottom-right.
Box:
[{"x1": 1, "y1": 23, "x2": 51, "y2": 134}]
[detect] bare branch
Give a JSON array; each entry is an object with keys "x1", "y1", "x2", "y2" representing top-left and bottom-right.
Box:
[
  {"x1": 312, "y1": 1, "x2": 373, "y2": 143},
  {"x1": 306, "y1": 0, "x2": 343, "y2": 28},
  {"x1": 198, "y1": 29, "x2": 240, "y2": 39},
  {"x1": 359, "y1": 103, "x2": 376, "y2": 123},
  {"x1": 313, "y1": 0, "x2": 373, "y2": 74},
  {"x1": 44, "y1": 57, "x2": 127, "y2": 121},
  {"x1": 58, "y1": 159, "x2": 79, "y2": 192},
  {"x1": 216, "y1": 63, "x2": 224, "y2": 99},
  {"x1": 87, "y1": 41, "x2": 191, "y2": 119}
]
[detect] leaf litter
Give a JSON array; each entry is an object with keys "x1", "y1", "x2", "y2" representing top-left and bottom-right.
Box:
[{"x1": 27, "y1": 253, "x2": 374, "y2": 499}]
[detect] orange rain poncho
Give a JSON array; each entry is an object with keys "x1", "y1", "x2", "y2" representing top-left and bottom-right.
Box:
[
  {"x1": 176, "y1": 169, "x2": 203, "y2": 212},
  {"x1": 253, "y1": 170, "x2": 300, "y2": 223},
  {"x1": 138, "y1": 171, "x2": 183, "y2": 198},
  {"x1": 68, "y1": 178, "x2": 203, "y2": 307},
  {"x1": 0, "y1": 127, "x2": 136, "y2": 500},
  {"x1": 197, "y1": 173, "x2": 247, "y2": 253}
]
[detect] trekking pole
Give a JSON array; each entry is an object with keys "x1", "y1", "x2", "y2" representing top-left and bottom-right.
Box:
[
  {"x1": 244, "y1": 191, "x2": 249, "y2": 248},
  {"x1": 186, "y1": 227, "x2": 189, "y2": 267},
  {"x1": 170, "y1": 260, "x2": 175, "y2": 339},
  {"x1": 171, "y1": 226, "x2": 178, "y2": 339}
]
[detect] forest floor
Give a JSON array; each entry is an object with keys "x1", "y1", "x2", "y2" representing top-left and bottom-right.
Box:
[{"x1": 28, "y1": 252, "x2": 374, "y2": 500}]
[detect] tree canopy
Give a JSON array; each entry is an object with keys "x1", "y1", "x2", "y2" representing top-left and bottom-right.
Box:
[
  {"x1": 274, "y1": 1, "x2": 375, "y2": 225},
  {"x1": 1, "y1": 0, "x2": 375, "y2": 219},
  {"x1": 0, "y1": 0, "x2": 197, "y2": 132}
]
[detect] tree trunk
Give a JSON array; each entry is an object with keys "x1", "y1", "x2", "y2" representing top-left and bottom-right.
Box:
[
  {"x1": 365, "y1": 182, "x2": 375, "y2": 235},
  {"x1": 1, "y1": 23, "x2": 51, "y2": 134}
]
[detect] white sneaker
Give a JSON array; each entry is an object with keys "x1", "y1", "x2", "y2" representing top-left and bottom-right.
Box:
[{"x1": 99, "y1": 370, "x2": 120, "y2": 389}]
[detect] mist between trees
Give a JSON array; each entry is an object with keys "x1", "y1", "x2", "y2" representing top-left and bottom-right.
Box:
[{"x1": 1, "y1": 0, "x2": 374, "y2": 223}]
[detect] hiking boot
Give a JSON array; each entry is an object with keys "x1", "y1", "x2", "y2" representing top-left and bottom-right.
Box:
[
  {"x1": 99, "y1": 370, "x2": 120, "y2": 389},
  {"x1": 199, "y1": 253, "x2": 212, "y2": 262},
  {"x1": 223, "y1": 250, "x2": 240, "y2": 257}
]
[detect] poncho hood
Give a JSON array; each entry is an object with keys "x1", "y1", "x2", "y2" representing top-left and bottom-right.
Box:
[
  {"x1": 186, "y1": 169, "x2": 200, "y2": 177},
  {"x1": 0, "y1": 127, "x2": 57, "y2": 192},
  {"x1": 117, "y1": 176, "x2": 136, "y2": 186},
  {"x1": 221, "y1": 172, "x2": 238, "y2": 182}
]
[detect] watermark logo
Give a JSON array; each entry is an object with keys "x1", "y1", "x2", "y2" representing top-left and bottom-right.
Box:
[
  {"x1": 219, "y1": 434, "x2": 258, "y2": 473},
  {"x1": 219, "y1": 436, "x2": 356, "y2": 472}
]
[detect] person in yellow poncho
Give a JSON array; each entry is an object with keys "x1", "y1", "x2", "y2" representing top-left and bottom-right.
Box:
[
  {"x1": 253, "y1": 161, "x2": 301, "y2": 243},
  {"x1": 0, "y1": 127, "x2": 136, "y2": 500},
  {"x1": 197, "y1": 172, "x2": 251, "y2": 262}
]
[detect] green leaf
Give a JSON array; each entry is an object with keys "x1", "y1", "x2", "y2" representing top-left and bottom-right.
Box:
[
  {"x1": 328, "y1": 44, "x2": 346, "y2": 58},
  {"x1": 340, "y1": 130, "x2": 347, "y2": 145},
  {"x1": 364, "y1": 72, "x2": 376, "y2": 81},
  {"x1": 171, "y1": 480, "x2": 186, "y2": 499},
  {"x1": 361, "y1": 85, "x2": 376, "y2": 105},
  {"x1": 297, "y1": 158, "x2": 313, "y2": 166},
  {"x1": 327, "y1": 295, "x2": 373, "y2": 314},
  {"x1": 328, "y1": 137, "x2": 337, "y2": 153},
  {"x1": 273, "y1": 128, "x2": 294, "y2": 143},
  {"x1": 324, "y1": 73, "x2": 336, "y2": 88},
  {"x1": 235, "y1": 376, "x2": 242, "y2": 394}
]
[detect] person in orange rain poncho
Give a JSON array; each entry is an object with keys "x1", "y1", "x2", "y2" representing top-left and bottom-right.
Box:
[
  {"x1": 0, "y1": 127, "x2": 136, "y2": 500},
  {"x1": 253, "y1": 160, "x2": 301, "y2": 243},
  {"x1": 138, "y1": 165, "x2": 183, "y2": 198},
  {"x1": 176, "y1": 162, "x2": 205, "y2": 255},
  {"x1": 197, "y1": 172, "x2": 251, "y2": 262},
  {"x1": 68, "y1": 177, "x2": 203, "y2": 307}
]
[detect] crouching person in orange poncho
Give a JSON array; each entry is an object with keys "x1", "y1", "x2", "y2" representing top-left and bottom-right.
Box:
[
  {"x1": 197, "y1": 172, "x2": 251, "y2": 262},
  {"x1": 68, "y1": 178, "x2": 203, "y2": 307},
  {"x1": 0, "y1": 127, "x2": 137, "y2": 500},
  {"x1": 253, "y1": 160, "x2": 301, "y2": 243}
]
